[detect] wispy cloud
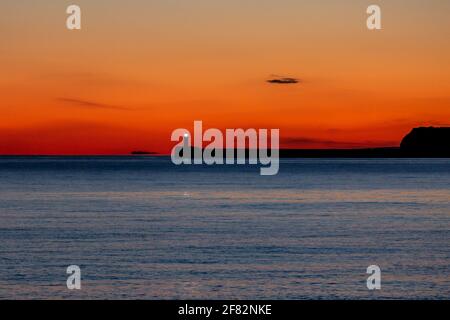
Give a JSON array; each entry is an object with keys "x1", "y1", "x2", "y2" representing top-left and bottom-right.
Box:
[
  {"x1": 283, "y1": 137, "x2": 398, "y2": 148},
  {"x1": 57, "y1": 98, "x2": 130, "y2": 110}
]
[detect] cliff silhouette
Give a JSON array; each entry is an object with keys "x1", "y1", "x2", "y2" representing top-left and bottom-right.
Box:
[
  {"x1": 400, "y1": 127, "x2": 450, "y2": 152},
  {"x1": 281, "y1": 127, "x2": 449, "y2": 157},
  {"x1": 281, "y1": 126, "x2": 450, "y2": 157}
]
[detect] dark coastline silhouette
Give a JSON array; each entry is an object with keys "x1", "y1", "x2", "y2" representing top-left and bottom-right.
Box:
[
  {"x1": 284, "y1": 127, "x2": 450, "y2": 157},
  {"x1": 400, "y1": 127, "x2": 450, "y2": 151},
  {"x1": 167, "y1": 127, "x2": 450, "y2": 158}
]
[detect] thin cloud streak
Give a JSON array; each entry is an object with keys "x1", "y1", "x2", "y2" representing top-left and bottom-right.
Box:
[
  {"x1": 57, "y1": 98, "x2": 131, "y2": 110},
  {"x1": 283, "y1": 137, "x2": 399, "y2": 148}
]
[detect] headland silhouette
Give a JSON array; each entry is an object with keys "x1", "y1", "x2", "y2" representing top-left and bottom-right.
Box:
[{"x1": 148, "y1": 127, "x2": 450, "y2": 158}]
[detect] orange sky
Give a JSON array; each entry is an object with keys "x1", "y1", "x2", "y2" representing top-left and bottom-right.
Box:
[{"x1": 1, "y1": 0, "x2": 449, "y2": 154}]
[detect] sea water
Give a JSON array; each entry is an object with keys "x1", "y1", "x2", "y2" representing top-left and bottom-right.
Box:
[{"x1": 0, "y1": 157, "x2": 449, "y2": 299}]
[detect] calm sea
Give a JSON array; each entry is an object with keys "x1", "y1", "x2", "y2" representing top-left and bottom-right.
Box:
[{"x1": 0, "y1": 157, "x2": 449, "y2": 299}]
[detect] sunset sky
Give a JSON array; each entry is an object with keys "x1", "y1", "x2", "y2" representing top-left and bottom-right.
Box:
[{"x1": 1, "y1": 0, "x2": 449, "y2": 154}]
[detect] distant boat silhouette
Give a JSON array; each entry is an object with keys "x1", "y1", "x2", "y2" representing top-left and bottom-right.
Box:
[{"x1": 131, "y1": 151, "x2": 156, "y2": 155}]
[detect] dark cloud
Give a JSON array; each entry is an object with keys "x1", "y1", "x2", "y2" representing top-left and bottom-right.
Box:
[
  {"x1": 283, "y1": 137, "x2": 398, "y2": 148},
  {"x1": 57, "y1": 98, "x2": 130, "y2": 110},
  {"x1": 266, "y1": 76, "x2": 300, "y2": 84}
]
